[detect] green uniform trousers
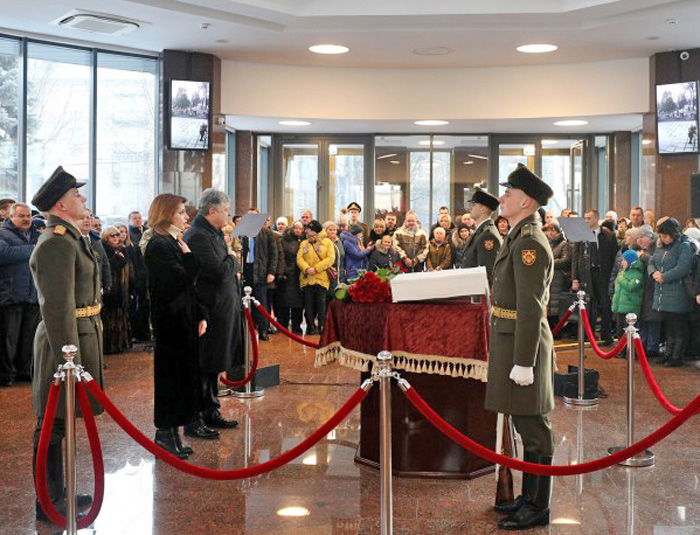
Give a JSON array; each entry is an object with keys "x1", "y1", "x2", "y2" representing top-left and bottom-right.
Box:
[{"x1": 512, "y1": 414, "x2": 555, "y2": 456}]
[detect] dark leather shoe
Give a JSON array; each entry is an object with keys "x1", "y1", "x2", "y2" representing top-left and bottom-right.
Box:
[
  {"x1": 494, "y1": 494, "x2": 525, "y2": 514},
  {"x1": 258, "y1": 332, "x2": 270, "y2": 341},
  {"x1": 0, "y1": 378, "x2": 14, "y2": 387},
  {"x1": 204, "y1": 411, "x2": 239, "y2": 429},
  {"x1": 184, "y1": 423, "x2": 220, "y2": 439},
  {"x1": 36, "y1": 499, "x2": 86, "y2": 522},
  {"x1": 172, "y1": 427, "x2": 193, "y2": 454},
  {"x1": 155, "y1": 428, "x2": 189, "y2": 459},
  {"x1": 664, "y1": 359, "x2": 684, "y2": 367}
]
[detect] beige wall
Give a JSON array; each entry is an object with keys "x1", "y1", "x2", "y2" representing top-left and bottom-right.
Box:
[{"x1": 221, "y1": 58, "x2": 649, "y2": 120}]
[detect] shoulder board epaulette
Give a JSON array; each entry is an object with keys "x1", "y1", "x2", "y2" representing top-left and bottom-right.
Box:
[
  {"x1": 53, "y1": 225, "x2": 67, "y2": 236},
  {"x1": 521, "y1": 224, "x2": 535, "y2": 237}
]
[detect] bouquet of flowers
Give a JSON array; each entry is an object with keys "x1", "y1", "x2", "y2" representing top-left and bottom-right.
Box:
[{"x1": 334, "y1": 267, "x2": 400, "y2": 303}]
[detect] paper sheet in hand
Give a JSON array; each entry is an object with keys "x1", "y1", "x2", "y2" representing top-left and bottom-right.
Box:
[
  {"x1": 390, "y1": 267, "x2": 489, "y2": 302},
  {"x1": 232, "y1": 213, "x2": 270, "y2": 238},
  {"x1": 558, "y1": 217, "x2": 596, "y2": 243}
]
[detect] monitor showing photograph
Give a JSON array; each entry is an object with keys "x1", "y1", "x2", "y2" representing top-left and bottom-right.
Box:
[
  {"x1": 169, "y1": 80, "x2": 211, "y2": 150},
  {"x1": 656, "y1": 81, "x2": 699, "y2": 154}
]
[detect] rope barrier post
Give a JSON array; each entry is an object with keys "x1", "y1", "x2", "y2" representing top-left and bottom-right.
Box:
[
  {"x1": 376, "y1": 350, "x2": 394, "y2": 535},
  {"x1": 607, "y1": 313, "x2": 655, "y2": 467},
  {"x1": 62, "y1": 344, "x2": 80, "y2": 535},
  {"x1": 232, "y1": 286, "x2": 265, "y2": 399},
  {"x1": 564, "y1": 291, "x2": 599, "y2": 406}
]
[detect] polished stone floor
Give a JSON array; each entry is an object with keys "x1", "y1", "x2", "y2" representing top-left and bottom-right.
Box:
[{"x1": 2, "y1": 331, "x2": 700, "y2": 535}]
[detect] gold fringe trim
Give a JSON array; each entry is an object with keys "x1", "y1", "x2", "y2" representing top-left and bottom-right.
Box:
[{"x1": 315, "y1": 341, "x2": 488, "y2": 382}]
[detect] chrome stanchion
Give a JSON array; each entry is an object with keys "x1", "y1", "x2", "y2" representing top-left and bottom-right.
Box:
[
  {"x1": 607, "y1": 314, "x2": 655, "y2": 467},
  {"x1": 376, "y1": 351, "x2": 394, "y2": 535},
  {"x1": 564, "y1": 291, "x2": 599, "y2": 406},
  {"x1": 61, "y1": 345, "x2": 79, "y2": 535},
  {"x1": 233, "y1": 287, "x2": 264, "y2": 399}
]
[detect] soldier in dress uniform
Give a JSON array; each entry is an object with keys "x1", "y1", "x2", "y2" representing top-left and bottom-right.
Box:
[
  {"x1": 484, "y1": 163, "x2": 555, "y2": 530},
  {"x1": 30, "y1": 166, "x2": 103, "y2": 521},
  {"x1": 460, "y1": 189, "x2": 502, "y2": 284}
]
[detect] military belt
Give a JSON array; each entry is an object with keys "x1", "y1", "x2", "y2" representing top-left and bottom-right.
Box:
[
  {"x1": 76, "y1": 304, "x2": 101, "y2": 318},
  {"x1": 492, "y1": 305, "x2": 517, "y2": 320}
]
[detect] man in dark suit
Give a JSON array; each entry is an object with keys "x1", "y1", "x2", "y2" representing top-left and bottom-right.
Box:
[
  {"x1": 128, "y1": 211, "x2": 151, "y2": 342},
  {"x1": 183, "y1": 189, "x2": 239, "y2": 435},
  {"x1": 571, "y1": 209, "x2": 618, "y2": 344}
]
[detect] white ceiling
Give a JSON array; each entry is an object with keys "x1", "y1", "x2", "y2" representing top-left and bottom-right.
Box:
[
  {"x1": 0, "y1": 0, "x2": 699, "y2": 68},
  {"x1": 226, "y1": 113, "x2": 643, "y2": 134}
]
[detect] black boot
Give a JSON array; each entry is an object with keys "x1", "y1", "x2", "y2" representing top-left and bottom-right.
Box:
[
  {"x1": 494, "y1": 452, "x2": 536, "y2": 513},
  {"x1": 664, "y1": 335, "x2": 685, "y2": 367},
  {"x1": 154, "y1": 428, "x2": 189, "y2": 459},
  {"x1": 498, "y1": 455, "x2": 552, "y2": 530},
  {"x1": 172, "y1": 427, "x2": 193, "y2": 454}
]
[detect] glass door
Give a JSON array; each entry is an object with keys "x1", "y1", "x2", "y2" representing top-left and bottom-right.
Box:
[
  {"x1": 570, "y1": 140, "x2": 586, "y2": 213},
  {"x1": 328, "y1": 143, "x2": 365, "y2": 222},
  {"x1": 281, "y1": 143, "x2": 318, "y2": 223}
]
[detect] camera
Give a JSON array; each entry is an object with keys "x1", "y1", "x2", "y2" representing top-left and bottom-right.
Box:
[{"x1": 680, "y1": 51, "x2": 690, "y2": 61}]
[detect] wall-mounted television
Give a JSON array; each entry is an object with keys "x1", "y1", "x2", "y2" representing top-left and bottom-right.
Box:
[
  {"x1": 656, "y1": 81, "x2": 699, "y2": 154},
  {"x1": 169, "y1": 80, "x2": 211, "y2": 151}
]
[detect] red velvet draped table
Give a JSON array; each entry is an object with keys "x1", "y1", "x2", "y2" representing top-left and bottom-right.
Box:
[{"x1": 316, "y1": 298, "x2": 497, "y2": 479}]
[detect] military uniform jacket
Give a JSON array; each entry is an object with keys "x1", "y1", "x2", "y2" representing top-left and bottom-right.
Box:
[
  {"x1": 30, "y1": 215, "x2": 104, "y2": 417},
  {"x1": 460, "y1": 218, "x2": 502, "y2": 285},
  {"x1": 484, "y1": 214, "x2": 554, "y2": 416}
]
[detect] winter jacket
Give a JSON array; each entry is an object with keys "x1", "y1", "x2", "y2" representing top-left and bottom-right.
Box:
[
  {"x1": 0, "y1": 219, "x2": 41, "y2": 305},
  {"x1": 611, "y1": 260, "x2": 645, "y2": 315},
  {"x1": 329, "y1": 238, "x2": 345, "y2": 287},
  {"x1": 547, "y1": 233, "x2": 571, "y2": 318},
  {"x1": 297, "y1": 230, "x2": 336, "y2": 290},
  {"x1": 341, "y1": 231, "x2": 372, "y2": 280},
  {"x1": 393, "y1": 225, "x2": 429, "y2": 271},
  {"x1": 368, "y1": 247, "x2": 399, "y2": 271},
  {"x1": 649, "y1": 235, "x2": 695, "y2": 314},
  {"x1": 450, "y1": 232, "x2": 469, "y2": 268},
  {"x1": 638, "y1": 242, "x2": 662, "y2": 322},
  {"x1": 426, "y1": 240, "x2": 452, "y2": 271}
]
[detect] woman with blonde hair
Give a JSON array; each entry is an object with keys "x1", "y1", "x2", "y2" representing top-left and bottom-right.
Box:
[{"x1": 144, "y1": 194, "x2": 208, "y2": 458}]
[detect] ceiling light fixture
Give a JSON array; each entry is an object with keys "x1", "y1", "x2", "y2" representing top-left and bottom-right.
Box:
[
  {"x1": 414, "y1": 120, "x2": 449, "y2": 126},
  {"x1": 309, "y1": 44, "x2": 349, "y2": 55},
  {"x1": 418, "y1": 140, "x2": 445, "y2": 146},
  {"x1": 389, "y1": 160, "x2": 400, "y2": 164},
  {"x1": 377, "y1": 153, "x2": 398, "y2": 160},
  {"x1": 642, "y1": 139, "x2": 652, "y2": 145},
  {"x1": 467, "y1": 154, "x2": 488, "y2": 160},
  {"x1": 277, "y1": 507, "x2": 310, "y2": 517},
  {"x1": 553, "y1": 120, "x2": 589, "y2": 126},
  {"x1": 279, "y1": 120, "x2": 312, "y2": 126},
  {"x1": 517, "y1": 44, "x2": 558, "y2": 54},
  {"x1": 541, "y1": 140, "x2": 559, "y2": 145},
  {"x1": 464, "y1": 161, "x2": 474, "y2": 165}
]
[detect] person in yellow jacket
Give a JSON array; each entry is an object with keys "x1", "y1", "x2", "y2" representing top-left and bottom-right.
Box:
[{"x1": 297, "y1": 219, "x2": 335, "y2": 335}]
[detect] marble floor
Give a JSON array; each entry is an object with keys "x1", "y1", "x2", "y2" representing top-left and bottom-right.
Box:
[{"x1": 2, "y1": 331, "x2": 700, "y2": 535}]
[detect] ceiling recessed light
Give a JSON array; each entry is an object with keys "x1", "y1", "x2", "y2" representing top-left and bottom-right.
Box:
[
  {"x1": 418, "y1": 140, "x2": 445, "y2": 146},
  {"x1": 309, "y1": 44, "x2": 349, "y2": 55},
  {"x1": 553, "y1": 120, "x2": 589, "y2": 126},
  {"x1": 517, "y1": 44, "x2": 558, "y2": 54},
  {"x1": 642, "y1": 139, "x2": 652, "y2": 145},
  {"x1": 413, "y1": 46, "x2": 452, "y2": 56},
  {"x1": 645, "y1": 36, "x2": 661, "y2": 41},
  {"x1": 541, "y1": 139, "x2": 559, "y2": 145},
  {"x1": 389, "y1": 160, "x2": 400, "y2": 164},
  {"x1": 377, "y1": 153, "x2": 398, "y2": 160},
  {"x1": 279, "y1": 120, "x2": 312, "y2": 126},
  {"x1": 414, "y1": 120, "x2": 449, "y2": 126},
  {"x1": 464, "y1": 161, "x2": 474, "y2": 165},
  {"x1": 467, "y1": 154, "x2": 488, "y2": 160},
  {"x1": 277, "y1": 507, "x2": 310, "y2": 517}
]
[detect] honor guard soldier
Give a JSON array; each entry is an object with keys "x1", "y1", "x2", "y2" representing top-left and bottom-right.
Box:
[
  {"x1": 460, "y1": 189, "x2": 502, "y2": 285},
  {"x1": 346, "y1": 201, "x2": 369, "y2": 238},
  {"x1": 30, "y1": 166, "x2": 103, "y2": 521},
  {"x1": 484, "y1": 163, "x2": 555, "y2": 530}
]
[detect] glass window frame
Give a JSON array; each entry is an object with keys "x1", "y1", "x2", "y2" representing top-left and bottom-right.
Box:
[{"x1": 0, "y1": 32, "x2": 159, "y2": 212}]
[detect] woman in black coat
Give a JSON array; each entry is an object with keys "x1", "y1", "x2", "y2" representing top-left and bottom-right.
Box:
[
  {"x1": 144, "y1": 194, "x2": 206, "y2": 459},
  {"x1": 278, "y1": 222, "x2": 305, "y2": 334},
  {"x1": 100, "y1": 227, "x2": 131, "y2": 354},
  {"x1": 543, "y1": 224, "x2": 571, "y2": 328}
]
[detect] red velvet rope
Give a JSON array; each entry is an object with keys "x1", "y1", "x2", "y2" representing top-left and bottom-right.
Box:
[
  {"x1": 85, "y1": 379, "x2": 367, "y2": 480},
  {"x1": 551, "y1": 306, "x2": 574, "y2": 337},
  {"x1": 221, "y1": 307, "x2": 259, "y2": 388},
  {"x1": 634, "y1": 336, "x2": 700, "y2": 416},
  {"x1": 580, "y1": 308, "x2": 628, "y2": 358},
  {"x1": 35, "y1": 381, "x2": 105, "y2": 529},
  {"x1": 402, "y1": 383, "x2": 700, "y2": 476},
  {"x1": 255, "y1": 303, "x2": 320, "y2": 349}
]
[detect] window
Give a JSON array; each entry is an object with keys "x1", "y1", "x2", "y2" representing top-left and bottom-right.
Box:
[
  {"x1": 0, "y1": 38, "x2": 20, "y2": 201},
  {"x1": 96, "y1": 53, "x2": 157, "y2": 221},
  {"x1": 26, "y1": 43, "x2": 92, "y2": 204}
]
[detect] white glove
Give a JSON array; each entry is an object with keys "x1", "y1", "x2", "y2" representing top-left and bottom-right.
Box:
[{"x1": 509, "y1": 365, "x2": 534, "y2": 386}]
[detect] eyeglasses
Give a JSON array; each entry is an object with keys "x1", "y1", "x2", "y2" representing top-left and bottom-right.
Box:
[{"x1": 109, "y1": 233, "x2": 120, "y2": 238}]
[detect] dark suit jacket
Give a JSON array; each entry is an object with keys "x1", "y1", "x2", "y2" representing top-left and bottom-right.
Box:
[
  {"x1": 241, "y1": 227, "x2": 279, "y2": 285},
  {"x1": 571, "y1": 226, "x2": 618, "y2": 288}
]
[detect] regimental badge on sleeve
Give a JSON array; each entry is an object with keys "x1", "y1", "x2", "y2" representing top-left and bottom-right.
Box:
[
  {"x1": 522, "y1": 249, "x2": 537, "y2": 265},
  {"x1": 484, "y1": 239, "x2": 494, "y2": 251},
  {"x1": 53, "y1": 225, "x2": 67, "y2": 236}
]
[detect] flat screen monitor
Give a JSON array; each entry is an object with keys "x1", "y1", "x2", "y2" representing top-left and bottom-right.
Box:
[
  {"x1": 169, "y1": 80, "x2": 211, "y2": 151},
  {"x1": 656, "y1": 81, "x2": 699, "y2": 154}
]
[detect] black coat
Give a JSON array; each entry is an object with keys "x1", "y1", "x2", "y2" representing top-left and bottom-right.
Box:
[
  {"x1": 279, "y1": 228, "x2": 304, "y2": 309},
  {"x1": 241, "y1": 227, "x2": 279, "y2": 285},
  {"x1": 184, "y1": 214, "x2": 240, "y2": 373},
  {"x1": 547, "y1": 233, "x2": 571, "y2": 317},
  {"x1": 89, "y1": 231, "x2": 111, "y2": 292},
  {"x1": 571, "y1": 227, "x2": 618, "y2": 290},
  {"x1": 145, "y1": 233, "x2": 204, "y2": 429}
]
